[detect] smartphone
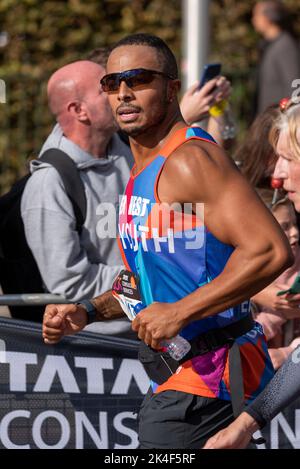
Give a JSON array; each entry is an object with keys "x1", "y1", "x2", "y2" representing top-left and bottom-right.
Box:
[
  {"x1": 198, "y1": 63, "x2": 222, "y2": 90},
  {"x1": 277, "y1": 274, "x2": 300, "y2": 296}
]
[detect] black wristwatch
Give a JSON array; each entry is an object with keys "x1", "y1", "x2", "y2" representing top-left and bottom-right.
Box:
[{"x1": 77, "y1": 299, "x2": 97, "y2": 325}]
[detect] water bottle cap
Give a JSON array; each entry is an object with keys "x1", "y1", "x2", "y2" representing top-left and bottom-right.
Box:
[{"x1": 133, "y1": 302, "x2": 144, "y2": 314}]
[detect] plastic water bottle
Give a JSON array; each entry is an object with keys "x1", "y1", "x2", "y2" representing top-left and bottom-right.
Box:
[
  {"x1": 133, "y1": 302, "x2": 191, "y2": 361},
  {"x1": 220, "y1": 104, "x2": 236, "y2": 140},
  {"x1": 209, "y1": 100, "x2": 236, "y2": 140},
  {"x1": 160, "y1": 335, "x2": 191, "y2": 361}
]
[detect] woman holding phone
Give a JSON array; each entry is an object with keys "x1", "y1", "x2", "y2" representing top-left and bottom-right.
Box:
[{"x1": 180, "y1": 63, "x2": 232, "y2": 147}]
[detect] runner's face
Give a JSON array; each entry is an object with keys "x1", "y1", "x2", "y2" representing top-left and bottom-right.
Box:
[{"x1": 105, "y1": 45, "x2": 170, "y2": 137}]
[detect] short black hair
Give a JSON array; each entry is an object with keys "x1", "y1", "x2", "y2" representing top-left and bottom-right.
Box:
[{"x1": 110, "y1": 33, "x2": 178, "y2": 79}]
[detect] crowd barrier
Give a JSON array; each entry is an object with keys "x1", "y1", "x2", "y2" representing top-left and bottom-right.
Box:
[
  {"x1": 0, "y1": 293, "x2": 68, "y2": 306},
  {"x1": 0, "y1": 317, "x2": 299, "y2": 449}
]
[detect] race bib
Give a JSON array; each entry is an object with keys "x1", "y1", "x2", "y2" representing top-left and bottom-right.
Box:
[{"x1": 112, "y1": 269, "x2": 144, "y2": 321}]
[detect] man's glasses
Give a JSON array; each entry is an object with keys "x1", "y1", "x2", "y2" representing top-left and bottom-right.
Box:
[{"x1": 100, "y1": 68, "x2": 175, "y2": 92}]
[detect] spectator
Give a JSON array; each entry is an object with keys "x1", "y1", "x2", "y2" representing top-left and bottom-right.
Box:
[
  {"x1": 252, "y1": 1, "x2": 300, "y2": 114},
  {"x1": 236, "y1": 104, "x2": 281, "y2": 188},
  {"x1": 203, "y1": 97, "x2": 300, "y2": 449},
  {"x1": 180, "y1": 75, "x2": 232, "y2": 146},
  {"x1": 203, "y1": 343, "x2": 300, "y2": 449},
  {"x1": 251, "y1": 190, "x2": 300, "y2": 369},
  {"x1": 21, "y1": 60, "x2": 134, "y2": 335}
]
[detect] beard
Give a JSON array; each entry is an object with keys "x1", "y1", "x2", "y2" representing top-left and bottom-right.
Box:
[
  {"x1": 118, "y1": 93, "x2": 169, "y2": 138},
  {"x1": 121, "y1": 112, "x2": 167, "y2": 137}
]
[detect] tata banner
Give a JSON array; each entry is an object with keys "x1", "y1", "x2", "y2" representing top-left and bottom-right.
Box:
[
  {"x1": 0, "y1": 317, "x2": 299, "y2": 449},
  {"x1": 0, "y1": 317, "x2": 148, "y2": 449}
]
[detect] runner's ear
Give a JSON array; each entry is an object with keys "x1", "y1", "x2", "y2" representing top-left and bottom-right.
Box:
[{"x1": 167, "y1": 79, "x2": 181, "y2": 102}]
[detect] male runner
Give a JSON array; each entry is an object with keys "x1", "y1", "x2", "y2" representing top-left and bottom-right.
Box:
[{"x1": 43, "y1": 34, "x2": 292, "y2": 448}]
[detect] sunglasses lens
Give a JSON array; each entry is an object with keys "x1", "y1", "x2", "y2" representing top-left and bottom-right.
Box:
[
  {"x1": 127, "y1": 70, "x2": 155, "y2": 88},
  {"x1": 101, "y1": 75, "x2": 119, "y2": 92},
  {"x1": 101, "y1": 69, "x2": 164, "y2": 92}
]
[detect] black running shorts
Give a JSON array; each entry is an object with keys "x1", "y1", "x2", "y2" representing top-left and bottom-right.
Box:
[{"x1": 138, "y1": 388, "x2": 234, "y2": 449}]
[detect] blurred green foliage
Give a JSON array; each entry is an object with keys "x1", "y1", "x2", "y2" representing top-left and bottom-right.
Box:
[
  {"x1": 0, "y1": 0, "x2": 182, "y2": 192},
  {"x1": 0, "y1": 0, "x2": 299, "y2": 193}
]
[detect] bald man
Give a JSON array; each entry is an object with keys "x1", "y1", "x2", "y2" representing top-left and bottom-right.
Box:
[{"x1": 21, "y1": 60, "x2": 134, "y2": 335}]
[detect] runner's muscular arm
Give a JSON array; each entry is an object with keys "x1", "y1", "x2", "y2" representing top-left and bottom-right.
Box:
[{"x1": 131, "y1": 140, "x2": 293, "y2": 348}]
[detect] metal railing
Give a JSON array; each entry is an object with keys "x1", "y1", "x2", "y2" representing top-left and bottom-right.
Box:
[{"x1": 0, "y1": 293, "x2": 69, "y2": 306}]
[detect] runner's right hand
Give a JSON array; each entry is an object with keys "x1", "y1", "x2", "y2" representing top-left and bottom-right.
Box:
[{"x1": 42, "y1": 303, "x2": 88, "y2": 344}]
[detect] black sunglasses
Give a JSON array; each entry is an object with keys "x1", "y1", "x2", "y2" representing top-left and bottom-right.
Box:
[{"x1": 100, "y1": 68, "x2": 175, "y2": 92}]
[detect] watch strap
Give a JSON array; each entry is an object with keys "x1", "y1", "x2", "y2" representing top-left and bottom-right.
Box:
[{"x1": 77, "y1": 299, "x2": 97, "y2": 325}]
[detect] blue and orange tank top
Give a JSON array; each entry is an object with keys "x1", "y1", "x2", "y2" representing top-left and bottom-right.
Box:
[{"x1": 118, "y1": 126, "x2": 274, "y2": 402}]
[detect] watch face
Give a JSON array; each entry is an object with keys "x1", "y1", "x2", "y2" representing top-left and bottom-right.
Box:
[{"x1": 112, "y1": 270, "x2": 142, "y2": 321}]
